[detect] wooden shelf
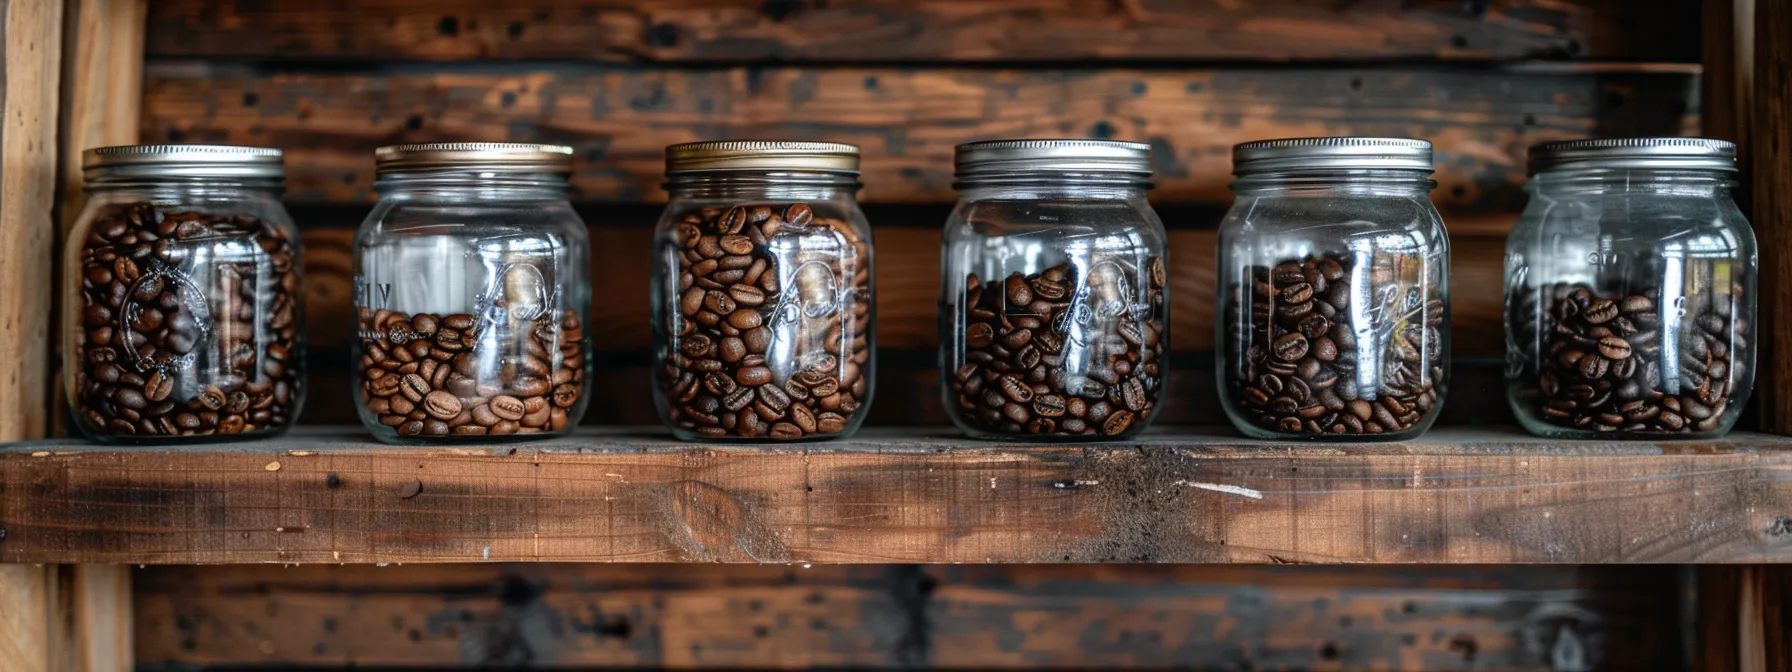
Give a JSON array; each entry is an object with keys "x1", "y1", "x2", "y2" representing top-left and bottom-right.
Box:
[{"x1": 2, "y1": 426, "x2": 1789, "y2": 565}]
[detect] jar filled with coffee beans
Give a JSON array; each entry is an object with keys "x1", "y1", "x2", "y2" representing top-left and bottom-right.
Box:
[
  {"x1": 64, "y1": 145, "x2": 305, "y2": 442},
  {"x1": 1217, "y1": 138, "x2": 1450, "y2": 440},
  {"x1": 1505, "y1": 138, "x2": 1755, "y2": 438},
  {"x1": 652, "y1": 141, "x2": 873, "y2": 441},
  {"x1": 352, "y1": 144, "x2": 590, "y2": 443},
  {"x1": 941, "y1": 140, "x2": 1168, "y2": 439}
]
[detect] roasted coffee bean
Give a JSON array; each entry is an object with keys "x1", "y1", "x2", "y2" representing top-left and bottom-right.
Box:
[
  {"x1": 949, "y1": 261, "x2": 1164, "y2": 437},
  {"x1": 72, "y1": 203, "x2": 302, "y2": 439},
  {"x1": 356, "y1": 309, "x2": 585, "y2": 439},
  {"x1": 1228, "y1": 253, "x2": 1443, "y2": 436},
  {"x1": 658, "y1": 201, "x2": 871, "y2": 439},
  {"x1": 1516, "y1": 284, "x2": 1745, "y2": 435}
]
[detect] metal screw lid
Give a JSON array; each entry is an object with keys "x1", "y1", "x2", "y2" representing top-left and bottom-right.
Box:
[
  {"x1": 82, "y1": 144, "x2": 285, "y2": 181},
  {"x1": 1232, "y1": 137, "x2": 1433, "y2": 175},
  {"x1": 954, "y1": 139, "x2": 1151, "y2": 177},
  {"x1": 1528, "y1": 137, "x2": 1736, "y2": 174},
  {"x1": 375, "y1": 142, "x2": 574, "y2": 175},
  {"x1": 665, "y1": 141, "x2": 861, "y2": 174}
]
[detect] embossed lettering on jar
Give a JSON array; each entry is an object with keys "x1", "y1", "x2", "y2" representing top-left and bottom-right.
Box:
[
  {"x1": 1216, "y1": 138, "x2": 1451, "y2": 440},
  {"x1": 351, "y1": 143, "x2": 591, "y2": 443},
  {"x1": 940, "y1": 140, "x2": 1169, "y2": 439},
  {"x1": 64, "y1": 145, "x2": 306, "y2": 442},
  {"x1": 1504, "y1": 138, "x2": 1756, "y2": 438},
  {"x1": 651, "y1": 141, "x2": 874, "y2": 441}
]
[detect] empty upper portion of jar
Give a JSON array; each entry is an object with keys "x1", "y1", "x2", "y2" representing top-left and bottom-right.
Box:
[
  {"x1": 82, "y1": 144, "x2": 284, "y2": 186},
  {"x1": 1528, "y1": 137, "x2": 1736, "y2": 174},
  {"x1": 954, "y1": 139, "x2": 1151, "y2": 187}
]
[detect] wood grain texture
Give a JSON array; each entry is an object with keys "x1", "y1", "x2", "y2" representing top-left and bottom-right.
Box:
[
  {"x1": 290, "y1": 227, "x2": 1510, "y2": 356},
  {"x1": 57, "y1": 0, "x2": 142, "y2": 230},
  {"x1": 0, "y1": 565, "x2": 51, "y2": 672},
  {"x1": 2, "y1": 428, "x2": 1790, "y2": 565},
  {"x1": 1754, "y1": 0, "x2": 1792, "y2": 436},
  {"x1": 0, "y1": 0, "x2": 64, "y2": 442},
  {"x1": 131, "y1": 563, "x2": 1687, "y2": 670},
  {"x1": 68, "y1": 566, "x2": 130, "y2": 672},
  {"x1": 140, "y1": 0, "x2": 1700, "y2": 63},
  {"x1": 139, "y1": 65, "x2": 1701, "y2": 206}
]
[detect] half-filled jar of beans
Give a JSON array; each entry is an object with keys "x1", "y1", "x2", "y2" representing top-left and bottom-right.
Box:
[
  {"x1": 65, "y1": 145, "x2": 305, "y2": 442},
  {"x1": 1217, "y1": 138, "x2": 1450, "y2": 440},
  {"x1": 652, "y1": 141, "x2": 874, "y2": 441},
  {"x1": 941, "y1": 140, "x2": 1168, "y2": 439},
  {"x1": 352, "y1": 143, "x2": 590, "y2": 443},
  {"x1": 1505, "y1": 138, "x2": 1755, "y2": 438}
]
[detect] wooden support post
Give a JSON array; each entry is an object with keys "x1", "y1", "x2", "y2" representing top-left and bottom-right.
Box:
[{"x1": 1755, "y1": 0, "x2": 1792, "y2": 436}]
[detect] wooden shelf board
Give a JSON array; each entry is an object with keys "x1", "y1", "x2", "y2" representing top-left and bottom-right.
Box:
[{"x1": 2, "y1": 426, "x2": 1789, "y2": 565}]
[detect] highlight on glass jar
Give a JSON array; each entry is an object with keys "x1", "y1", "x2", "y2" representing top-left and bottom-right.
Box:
[
  {"x1": 1504, "y1": 138, "x2": 1755, "y2": 438},
  {"x1": 940, "y1": 140, "x2": 1168, "y2": 439},
  {"x1": 351, "y1": 143, "x2": 591, "y2": 443},
  {"x1": 651, "y1": 141, "x2": 874, "y2": 441},
  {"x1": 65, "y1": 145, "x2": 305, "y2": 442},
  {"x1": 1217, "y1": 138, "x2": 1450, "y2": 440}
]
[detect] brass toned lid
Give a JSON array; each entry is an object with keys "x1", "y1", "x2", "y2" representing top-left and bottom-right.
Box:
[
  {"x1": 375, "y1": 142, "x2": 574, "y2": 174},
  {"x1": 665, "y1": 141, "x2": 861, "y2": 174},
  {"x1": 82, "y1": 144, "x2": 284, "y2": 180}
]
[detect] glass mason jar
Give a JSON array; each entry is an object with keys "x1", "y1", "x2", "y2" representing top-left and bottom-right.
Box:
[
  {"x1": 1217, "y1": 138, "x2": 1450, "y2": 440},
  {"x1": 65, "y1": 145, "x2": 305, "y2": 442},
  {"x1": 940, "y1": 140, "x2": 1168, "y2": 439},
  {"x1": 352, "y1": 143, "x2": 591, "y2": 443},
  {"x1": 651, "y1": 141, "x2": 874, "y2": 441},
  {"x1": 1505, "y1": 138, "x2": 1755, "y2": 438}
]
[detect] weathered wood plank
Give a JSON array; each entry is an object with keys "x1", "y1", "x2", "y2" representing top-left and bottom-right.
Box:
[
  {"x1": 0, "y1": 565, "x2": 51, "y2": 672},
  {"x1": 130, "y1": 563, "x2": 1687, "y2": 670},
  {"x1": 141, "y1": 0, "x2": 1700, "y2": 63},
  {"x1": 140, "y1": 65, "x2": 1701, "y2": 206},
  {"x1": 0, "y1": 0, "x2": 64, "y2": 442},
  {"x1": 2, "y1": 428, "x2": 1789, "y2": 565},
  {"x1": 291, "y1": 226, "x2": 1510, "y2": 356},
  {"x1": 1753, "y1": 0, "x2": 1792, "y2": 436}
]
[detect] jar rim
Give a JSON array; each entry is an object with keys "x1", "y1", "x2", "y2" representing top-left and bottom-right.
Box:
[
  {"x1": 82, "y1": 144, "x2": 285, "y2": 182},
  {"x1": 1527, "y1": 137, "x2": 1736, "y2": 174},
  {"x1": 665, "y1": 140, "x2": 861, "y2": 174},
  {"x1": 1232, "y1": 137, "x2": 1433, "y2": 175}
]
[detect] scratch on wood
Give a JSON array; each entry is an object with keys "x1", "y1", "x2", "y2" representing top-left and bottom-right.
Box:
[{"x1": 1172, "y1": 480, "x2": 1264, "y2": 500}]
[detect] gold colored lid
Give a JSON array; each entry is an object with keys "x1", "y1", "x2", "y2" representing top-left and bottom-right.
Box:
[
  {"x1": 375, "y1": 142, "x2": 574, "y2": 174},
  {"x1": 665, "y1": 141, "x2": 860, "y2": 174}
]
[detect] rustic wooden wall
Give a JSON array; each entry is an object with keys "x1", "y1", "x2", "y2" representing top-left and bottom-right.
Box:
[
  {"x1": 132, "y1": 563, "x2": 1690, "y2": 670},
  {"x1": 134, "y1": 0, "x2": 1705, "y2": 428}
]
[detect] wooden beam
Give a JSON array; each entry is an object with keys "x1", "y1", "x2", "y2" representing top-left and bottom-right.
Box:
[
  {"x1": 0, "y1": 0, "x2": 65, "y2": 443},
  {"x1": 132, "y1": 563, "x2": 1687, "y2": 670},
  {"x1": 0, "y1": 566, "x2": 51, "y2": 672},
  {"x1": 58, "y1": 0, "x2": 142, "y2": 232},
  {"x1": 2, "y1": 428, "x2": 1790, "y2": 565},
  {"x1": 1753, "y1": 0, "x2": 1792, "y2": 435},
  {"x1": 139, "y1": 64, "x2": 1701, "y2": 206},
  {"x1": 140, "y1": 0, "x2": 1699, "y2": 63}
]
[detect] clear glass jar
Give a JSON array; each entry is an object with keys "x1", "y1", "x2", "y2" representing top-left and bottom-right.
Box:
[
  {"x1": 940, "y1": 140, "x2": 1168, "y2": 439},
  {"x1": 65, "y1": 145, "x2": 305, "y2": 442},
  {"x1": 352, "y1": 143, "x2": 591, "y2": 443},
  {"x1": 1505, "y1": 138, "x2": 1755, "y2": 438},
  {"x1": 1217, "y1": 138, "x2": 1450, "y2": 440},
  {"x1": 651, "y1": 141, "x2": 874, "y2": 441}
]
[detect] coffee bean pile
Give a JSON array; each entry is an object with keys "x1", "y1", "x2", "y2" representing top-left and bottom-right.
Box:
[
  {"x1": 949, "y1": 259, "x2": 1166, "y2": 437},
  {"x1": 72, "y1": 203, "x2": 302, "y2": 438},
  {"x1": 1229, "y1": 254, "x2": 1444, "y2": 436},
  {"x1": 1515, "y1": 284, "x2": 1745, "y2": 434},
  {"x1": 659, "y1": 203, "x2": 872, "y2": 440},
  {"x1": 357, "y1": 309, "x2": 586, "y2": 437}
]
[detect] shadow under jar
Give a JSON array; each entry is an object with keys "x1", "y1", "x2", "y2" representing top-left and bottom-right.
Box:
[
  {"x1": 941, "y1": 140, "x2": 1169, "y2": 439},
  {"x1": 1217, "y1": 138, "x2": 1450, "y2": 441},
  {"x1": 351, "y1": 144, "x2": 591, "y2": 444},
  {"x1": 1505, "y1": 138, "x2": 1755, "y2": 438},
  {"x1": 652, "y1": 141, "x2": 874, "y2": 441},
  {"x1": 65, "y1": 145, "x2": 305, "y2": 443}
]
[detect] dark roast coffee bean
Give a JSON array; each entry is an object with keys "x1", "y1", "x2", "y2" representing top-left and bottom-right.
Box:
[
  {"x1": 1517, "y1": 284, "x2": 1744, "y2": 435},
  {"x1": 73, "y1": 202, "x2": 302, "y2": 439},
  {"x1": 1228, "y1": 253, "x2": 1443, "y2": 436}
]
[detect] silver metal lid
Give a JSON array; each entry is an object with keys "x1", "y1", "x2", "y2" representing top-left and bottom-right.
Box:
[
  {"x1": 1232, "y1": 137, "x2": 1433, "y2": 175},
  {"x1": 954, "y1": 139, "x2": 1151, "y2": 176},
  {"x1": 82, "y1": 144, "x2": 284, "y2": 180},
  {"x1": 1528, "y1": 137, "x2": 1736, "y2": 174},
  {"x1": 375, "y1": 142, "x2": 574, "y2": 174},
  {"x1": 665, "y1": 141, "x2": 860, "y2": 174}
]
